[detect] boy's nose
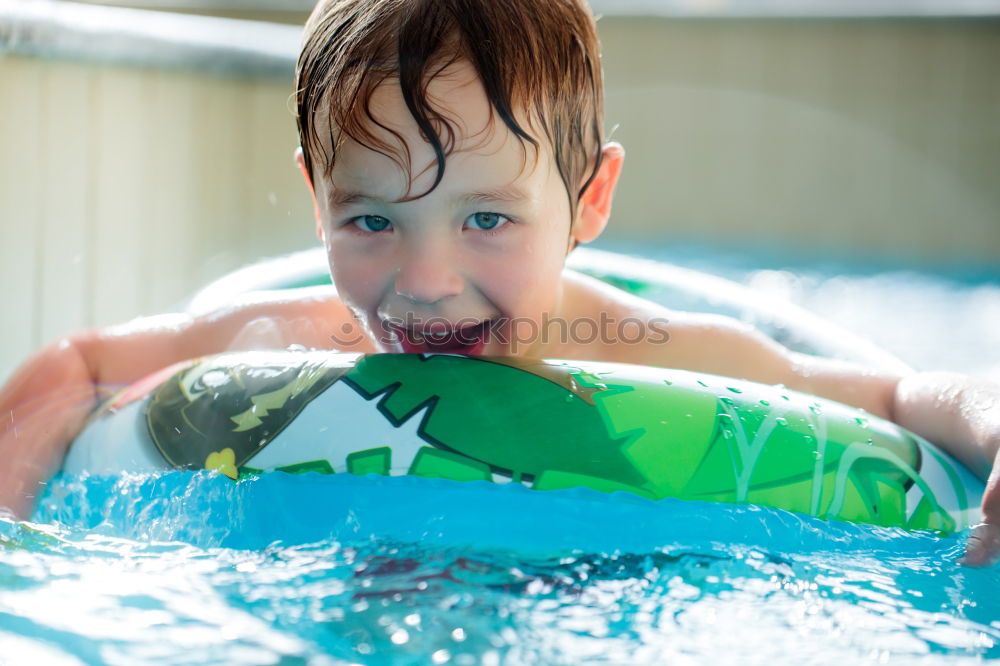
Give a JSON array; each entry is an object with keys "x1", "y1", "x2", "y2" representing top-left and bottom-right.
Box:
[{"x1": 393, "y1": 247, "x2": 463, "y2": 305}]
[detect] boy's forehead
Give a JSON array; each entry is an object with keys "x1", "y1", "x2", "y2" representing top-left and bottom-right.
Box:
[
  {"x1": 362, "y1": 62, "x2": 499, "y2": 156},
  {"x1": 315, "y1": 61, "x2": 550, "y2": 196}
]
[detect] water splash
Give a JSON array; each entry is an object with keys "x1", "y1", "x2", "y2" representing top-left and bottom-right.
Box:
[{"x1": 0, "y1": 472, "x2": 995, "y2": 663}]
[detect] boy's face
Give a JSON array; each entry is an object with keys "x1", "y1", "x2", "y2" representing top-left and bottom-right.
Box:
[{"x1": 307, "y1": 61, "x2": 597, "y2": 356}]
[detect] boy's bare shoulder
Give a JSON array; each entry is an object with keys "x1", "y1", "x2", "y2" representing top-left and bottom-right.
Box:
[
  {"x1": 561, "y1": 270, "x2": 793, "y2": 382},
  {"x1": 45, "y1": 283, "x2": 355, "y2": 392},
  {"x1": 563, "y1": 268, "x2": 758, "y2": 336},
  {"x1": 83, "y1": 286, "x2": 372, "y2": 384},
  {"x1": 188, "y1": 285, "x2": 373, "y2": 353},
  {"x1": 562, "y1": 269, "x2": 900, "y2": 417}
]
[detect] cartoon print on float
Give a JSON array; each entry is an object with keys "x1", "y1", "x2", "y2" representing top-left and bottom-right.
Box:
[{"x1": 80, "y1": 351, "x2": 976, "y2": 534}]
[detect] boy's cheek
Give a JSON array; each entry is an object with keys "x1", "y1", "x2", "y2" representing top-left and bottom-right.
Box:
[{"x1": 327, "y1": 244, "x2": 384, "y2": 285}]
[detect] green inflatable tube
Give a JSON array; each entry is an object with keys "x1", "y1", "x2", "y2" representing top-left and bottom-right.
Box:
[{"x1": 63, "y1": 350, "x2": 983, "y2": 535}]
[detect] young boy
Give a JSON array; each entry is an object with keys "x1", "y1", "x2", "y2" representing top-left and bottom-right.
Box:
[{"x1": 2, "y1": 0, "x2": 999, "y2": 564}]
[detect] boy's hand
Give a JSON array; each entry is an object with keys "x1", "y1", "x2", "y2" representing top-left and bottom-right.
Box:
[
  {"x1": 893, "y1": 373, "x2": 1000, "y2": 568},
  {"x1": 0, "y1": 338, "x2": 99, "y2": 518},
  {"x1": 962, "y1": 447, "x2": 1000, "y2": 567},
  {"x1": 964, "y1": 524, "x2": 1000, "y2": 567}
]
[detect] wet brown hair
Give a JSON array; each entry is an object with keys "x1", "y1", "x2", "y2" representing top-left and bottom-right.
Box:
[{"x1": 294, "y1": 0, "x2": 604, "y2": 219}]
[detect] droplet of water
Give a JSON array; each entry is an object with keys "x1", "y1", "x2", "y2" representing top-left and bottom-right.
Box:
[
  {"x1": 759, "y1": 399, "x2": 770, "y2": 406},
  {"x1": 727, "y1": 386, "x2": 743, "y2": 394}
]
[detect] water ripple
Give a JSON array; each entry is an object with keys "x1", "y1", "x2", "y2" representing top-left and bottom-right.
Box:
[{"x1": 0, "y1": 471, "x2": 995, "y2": 664}]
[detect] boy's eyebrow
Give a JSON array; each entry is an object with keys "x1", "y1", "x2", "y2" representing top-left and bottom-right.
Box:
[
  {"x1": 327, "y1": 185, "x2": 532, "y2": 207},
  {"x1": 463, "y1": 186, "x2": 532, "y2": 205},
  {"x1": 327, "y1": 188, "x2": 377, "y2": 207}
]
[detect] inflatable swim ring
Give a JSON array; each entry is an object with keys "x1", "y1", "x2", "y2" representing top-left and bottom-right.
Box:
[{"x1": 64, "y1": 351, "x2": 982, "y2": 535}]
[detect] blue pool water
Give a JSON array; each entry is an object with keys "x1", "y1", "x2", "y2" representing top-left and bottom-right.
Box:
[
  {"x1": 2, "y1": 244, "x2": 999, "y2": 664},
  {"x1": 6, "y1": 473, "x2": 1000, "y2": 665}
]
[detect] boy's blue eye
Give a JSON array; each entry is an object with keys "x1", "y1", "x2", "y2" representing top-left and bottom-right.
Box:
[
  {"x1": 465, "y1": 212, "x2": 509, "y2": 231},
  {"x1": 353, "y1": 215, "x2": 391, "y2": 232}
]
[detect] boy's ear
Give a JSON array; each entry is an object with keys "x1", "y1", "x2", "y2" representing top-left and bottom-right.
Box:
[
  {"x1": 295, "y1": 147, "x2": 324, "y2": 241},
  {"x1": 570, "y1": 142, "x2": 625, "y2": 247}
]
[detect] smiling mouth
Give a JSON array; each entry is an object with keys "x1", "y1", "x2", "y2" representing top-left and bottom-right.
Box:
[{"x1": 386, "y1": 320, "x2": 493, "y2": 355}]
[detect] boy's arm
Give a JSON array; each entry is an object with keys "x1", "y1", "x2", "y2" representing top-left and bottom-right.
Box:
[
  {"x1": 643, "y1": 314, "x2": 1000, "y2": 565},
  {"x1": 0, "y1": 336, "x2": 101, "y2": 519},
  {"x1": 893, "y1": 373, "x2": 1000, "y2": 566},
  {"x1": 0, "y1": 317, "x2": 208, "y2": 519},
  {"x1": 798, "y1": 361, "x2": 1000, "y2": 566},
  {"x1": 0, "y1": 288, "x2": 365, "y2": 519}
]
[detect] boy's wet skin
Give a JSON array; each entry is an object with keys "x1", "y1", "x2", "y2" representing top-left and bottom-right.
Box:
[{"x1": 301, "y1": 60, "x2": 623, "y2": 360}]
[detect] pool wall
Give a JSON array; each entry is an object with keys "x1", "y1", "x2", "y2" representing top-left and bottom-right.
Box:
[{"x1": 1, "y1": 1, "x2": 998, "y2": 381}]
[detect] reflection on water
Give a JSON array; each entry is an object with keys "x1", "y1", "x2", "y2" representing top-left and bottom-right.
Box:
[{"x1": 0, "y1": 472, "x2": 996, "y2": 664}]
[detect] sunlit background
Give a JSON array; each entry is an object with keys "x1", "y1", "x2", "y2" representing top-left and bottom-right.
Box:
[{"x1": 1, "y1": 0, "x2": 998, "y2": 380}]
